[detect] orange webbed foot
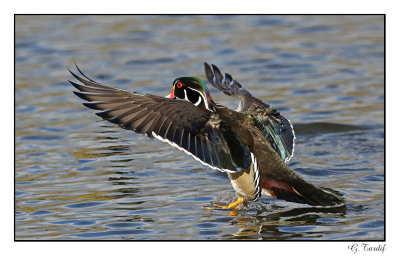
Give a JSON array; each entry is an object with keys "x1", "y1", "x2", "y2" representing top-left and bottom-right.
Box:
[{"x1": 205, "y1": 197, "x2": 245, "y2": 211}]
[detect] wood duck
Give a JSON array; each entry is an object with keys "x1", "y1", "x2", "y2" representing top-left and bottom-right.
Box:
[{"x1": 69, "y1": 63, "x2": 344, "y2": 209}]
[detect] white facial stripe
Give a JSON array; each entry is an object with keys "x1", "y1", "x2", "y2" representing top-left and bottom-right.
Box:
[
  {"x1": 189, "y1": 87, "x2": 212, "y2": 111},
  {"x1": 184, "y1": 89, "x2": 189, "y2": 101},
  {"x1": 194, "y1": 96, "x2": 202, "y2": 106}
]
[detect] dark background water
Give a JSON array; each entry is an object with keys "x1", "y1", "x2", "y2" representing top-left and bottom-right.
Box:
[{"x1": 15, "y1": 15, "x2": 384, "y2": 240}]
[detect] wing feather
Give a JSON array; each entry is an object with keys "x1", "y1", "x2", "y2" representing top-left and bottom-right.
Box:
[
  {"x1": 204, "y1": 63, "x2": 295, "y2": 162},
  {"x1": 70, "y1": 66, "x2": 256, "y2": 174}
]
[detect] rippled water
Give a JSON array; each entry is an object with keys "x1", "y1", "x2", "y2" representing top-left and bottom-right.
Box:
[{"x1": 15, "y1": 15, "x2": 384, "y2": 240}]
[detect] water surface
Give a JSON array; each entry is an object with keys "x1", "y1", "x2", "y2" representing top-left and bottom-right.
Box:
[{"x1": 15, "y1": 15, "x2": 384, "y2": 240}]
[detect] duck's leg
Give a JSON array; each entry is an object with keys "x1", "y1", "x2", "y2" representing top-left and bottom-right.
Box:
[
  {"x1": 206, "y1": 196, "x2": 245, "y2": 210},
  {"x1": 225, "y1": 196, "x2": 245, "y2": 209}
]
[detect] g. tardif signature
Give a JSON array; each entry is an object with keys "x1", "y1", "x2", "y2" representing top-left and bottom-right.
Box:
[{"x1": 348, "y1": 243, "x2": 386, "y2": 254}]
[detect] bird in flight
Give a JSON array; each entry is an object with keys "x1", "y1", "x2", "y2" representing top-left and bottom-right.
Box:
[{"x1": 69, "y1": 62, "x2": 344, "y2": 209}]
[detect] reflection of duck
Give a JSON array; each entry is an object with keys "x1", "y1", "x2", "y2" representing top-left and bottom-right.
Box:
[
  {"x1": 69, "y1": 63, "x2": 344, "y2": 209},
  {"x1": 227, "y1": 203, "x2": 347, "y2": 239}
]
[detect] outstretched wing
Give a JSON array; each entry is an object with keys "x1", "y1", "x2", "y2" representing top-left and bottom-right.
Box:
[
  {"x1": 204, "y1": 62, "x2": 252, "y2": 105},
  {"x1": 204, "y1": 63, "x2": 295, "y2": 163},
  {"x1": 68, "y1": 65, "x2": 253, "y2": 174}
]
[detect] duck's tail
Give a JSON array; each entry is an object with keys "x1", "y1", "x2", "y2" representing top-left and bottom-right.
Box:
[{"x1": 261, "y1": 179, "x2": 344, "y2": 207}]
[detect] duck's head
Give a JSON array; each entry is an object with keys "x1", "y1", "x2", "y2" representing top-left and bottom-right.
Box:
[{"x1": 168, "y1": 77, "x2": 215, "y2": 112}]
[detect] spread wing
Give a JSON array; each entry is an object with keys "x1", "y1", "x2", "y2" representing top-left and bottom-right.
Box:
[
  {"x1": 204, "y1": 62, "x2": 252, "y2": 102},
  {"x1": 204, "y1": 62, "x2": 295, "y2": 162},
  {"x1": 68, "y1": 66, "x2": 252, "y2": 174}
]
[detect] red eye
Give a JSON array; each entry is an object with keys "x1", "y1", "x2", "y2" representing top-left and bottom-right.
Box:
[{"x1": 176, "y1": 81, "x2": 182, "y2": 88}]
